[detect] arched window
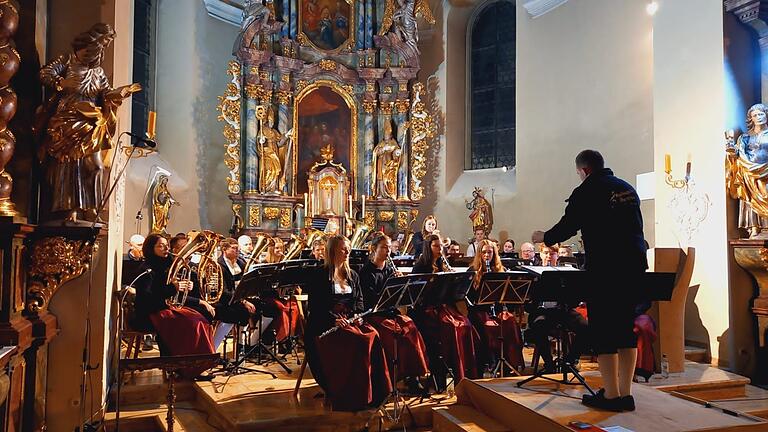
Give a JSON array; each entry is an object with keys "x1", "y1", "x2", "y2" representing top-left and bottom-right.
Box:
[{"x1": 467, "y1": 0, "x2": 516, "y2": 170}]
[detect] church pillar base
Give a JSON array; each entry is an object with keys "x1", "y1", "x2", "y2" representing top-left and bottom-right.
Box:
[{"x1": 731, "y1": 240, "x2": 768, "y2": 384}]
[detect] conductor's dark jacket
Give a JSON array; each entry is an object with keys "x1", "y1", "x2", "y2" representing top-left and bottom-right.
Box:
[{"x1": 544, "y1": 168, "x2": 647, "y2": 272}]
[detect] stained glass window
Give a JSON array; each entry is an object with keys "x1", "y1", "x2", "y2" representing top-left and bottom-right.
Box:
[
  {"x1": 131, "y1": 0, "x2": 156, "y2": 138},
  {"x1": 469, "y1": 1, "x2": 515, "y2": 170}
]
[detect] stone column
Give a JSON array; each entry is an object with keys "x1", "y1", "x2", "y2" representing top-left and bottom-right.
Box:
[
  {"x1": 725, "y1": 0, "x2": 768, "y2": 102},
  {"x1": 0, "y1": 1, "x2": 19, "y2": 217}
]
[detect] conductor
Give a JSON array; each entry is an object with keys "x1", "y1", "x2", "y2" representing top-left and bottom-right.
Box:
[{"x1": 532, "y1": 150, "x2": 647, "y2": 412}]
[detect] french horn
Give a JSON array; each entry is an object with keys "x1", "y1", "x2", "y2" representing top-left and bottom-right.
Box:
[{"x1": 166, "y1": 230, "x2": 224, "y2": 307}]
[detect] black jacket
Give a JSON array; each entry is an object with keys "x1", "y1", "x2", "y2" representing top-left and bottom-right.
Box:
[
  {"x1": 217, "y1": 255, "x2": 246, "y2": 306},
  {"x1": 305, "y1": 266, "x2": 365, "y2": 334},
  {"x1": 358, "y1": 260, "x2": 395, "y2": 310},
  {"x1": 544, "y1": 168, "x2": 647, "y2": 272},
  {"x1": 131, "y1": 257, "x2": 201, "y2": 331}
]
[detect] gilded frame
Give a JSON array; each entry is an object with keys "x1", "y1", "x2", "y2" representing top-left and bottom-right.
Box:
[
  {"x1": 298, "y1": 0, "x2": 355, "y2": 53},
  {"x1": 292, "y1": 80, "x2": 358, "y2": 197}
]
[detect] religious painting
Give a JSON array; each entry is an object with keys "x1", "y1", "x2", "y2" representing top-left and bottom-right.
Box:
[
  {"x1": 295, "y1": 85, "x2": 353, "y2": 195},
  {"x1": 299, "y1": 0, "x2": 354, "y2": 51}
]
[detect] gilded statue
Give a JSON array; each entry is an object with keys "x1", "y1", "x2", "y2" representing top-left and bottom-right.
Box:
[
  {"x1": 233, "y1": 0, "x2": 283, "y2": 54},
  {"x1": 372, "y1": 119, "x2": 408, "y2": 199},
  {"x1": 257, "y1": 106, "x2": 293, "y2": 194},
  {"x1": 467, "y1": 187, "x2": 493, "y2": 234},
  {"x1": 36, "y1": 23, "x2": 141, "y2": 222},
  {"x1": 151, "y1": 175, "x2": 178, "y2": 234},
  {"x1": 726, "y1": 103, "x2": 768, "y2": 238}
]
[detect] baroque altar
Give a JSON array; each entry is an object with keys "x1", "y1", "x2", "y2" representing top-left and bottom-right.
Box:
[{"x1": 218, "y1": 0, "x2": 436, "y2": 237}]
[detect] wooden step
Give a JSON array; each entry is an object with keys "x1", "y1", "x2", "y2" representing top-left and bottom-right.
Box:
[
  {"x1": 685, "y1": 345, "x2": 708, "y2": 363},
  {"x1": 104, "y1": 402, "x2": 221, "y2": 432},
  {"x1": 640, "y1": 361, "x2": 750, "y2": 400},
  {"x1": 432, "y1": 405, "x2": 510, "y2": 432}
]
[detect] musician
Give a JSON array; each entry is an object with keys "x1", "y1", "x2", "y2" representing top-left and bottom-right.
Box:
[
  {"x1": 132, "y1": 233, "x2": 215, "y2": 378},
  {"x1": 214, "y1": 238, "x2": 257, "y2": 325},
  {"x1": 170, "y1": 233, "x2": 189, "y2": 255},
  {"x1": 264, "y1": 237, "x2": 284, "y2": 263},
  {"x1": 358, "y1": 234, "x2": 430, "y2": 393},
  {"x1": 304, "y1": 235, "x2": 392, "y2": 411},
  {"x1": 520, "y1": 242, "x2": 536, "y2": 261},
  {"x1": 412, "y1": 215, "x2": 439, "y2": 258},
  {"x1": 238, "y1": 234, "x2": 253, "y2": 261},
  {"x1": 411, "y1": 234, "x2": 480, "y2": 382},
  {"x1": 467, "y1": 240, "x2": 525, "y2": 372},
  {"x1": 260, "y1": 236, "x2": 300, "y2": 343},
  {"x1": 446, "y1": 239, "x2": 461, "y2": 256},
  {"x1": 126, "y1": 234, "x2": 145, "y2": 261},
  {"x1": 311, "y1": 238, "x2": 326, "y2": 261},
  {"x1": 465, "y1": 228, "x2": 487, "y2": 258},
  {"x1": 540, "y1": 243, "x2": 559, "y2": 266},
  {"x1": 533, "y1": 149, "x2": 647, "y2": 411},
  {"x1": 390, "y1": 239, "x2": 401, "y2": 256}
]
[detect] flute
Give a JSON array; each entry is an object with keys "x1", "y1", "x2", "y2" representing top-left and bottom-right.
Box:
[{"x1": 319, "y1": 309, "x2": 373, "y2": 339}]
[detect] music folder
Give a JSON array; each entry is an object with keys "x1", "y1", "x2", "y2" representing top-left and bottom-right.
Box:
[
  {"x1": 374, "y1": 274, "x2": 431, "y2": 313},
  {"x1": 476, "y1": 271, "x2": 536, "y2": 306},
  {"x1": 416, "y1": 271, "x2": 475, "y2": 307}
]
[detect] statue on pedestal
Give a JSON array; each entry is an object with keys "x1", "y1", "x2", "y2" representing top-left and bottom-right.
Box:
[
  {"x1": 36, "y1": 23, "x2": 141, "y2": 222},
  {"x1": 233, "y1": 0, "x2": 283, "y2": 54},
  {"x1": 467, "y1": 187, "x2": 493, "y2": 235},
  {"x1": 726, "y1": 103, "x2": 768, "y2": 238},
  {"x1": 372, "y1": 119, "x2": 407, "y2": 199},
  {"x1": 257, "y1": 106, "x2": 293, "y2": 194},
  {"x1": 151, "y1": 175, "x2": 178, "y2": 234}
]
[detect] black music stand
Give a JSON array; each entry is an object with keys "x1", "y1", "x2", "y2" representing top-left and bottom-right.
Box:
[
  {"x1": 230, "y1": 264, "x2": 291, "y2": 375},
  {"x1": 275, "y1": 259, "x2": 321, "y2": 363},
  {"x1": 373, "y1": 274, "x2": 430, "y2": 424},
  {"x1": 475, "y1": 271, "x2": 536, "y2": 378}
]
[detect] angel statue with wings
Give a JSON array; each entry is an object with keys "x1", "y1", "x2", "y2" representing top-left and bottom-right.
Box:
[{"x1": 378, "y1": 0, "x2": 435, "y2": 59}]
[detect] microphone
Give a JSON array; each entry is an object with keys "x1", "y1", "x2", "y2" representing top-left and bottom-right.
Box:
[
  {"x1": 485, "y1": 259, "x2": 491, "y2": 274},
  {"x1": 125, "y1": 131, "x2": 157, "y2": 148}
]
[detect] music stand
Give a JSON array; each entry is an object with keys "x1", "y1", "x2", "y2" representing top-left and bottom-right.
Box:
[
  {"x1": 275, "y1": 259, "x2": 322, "y2": 363},
  {"x1": 476, "y1": 271, "x2": 536, "y2": 377},
  {"x1": 373, "y1": 274, "x2": 430, "y2": 424}
]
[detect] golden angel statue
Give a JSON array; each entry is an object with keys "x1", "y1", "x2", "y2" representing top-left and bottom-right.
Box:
[
  {"x1": 257, "y1": 106, "x2": 293, "y2": 194},
  {"x1": 467, "y1": 187, "x2": 493, "y2": 234},
  {"x1": 726, "y1": 103, "x2": 768, "y2": 238},
  {"x1": 379, "y1": 0, "x2": 435, "y2": 56},
  {"x1": 372, "y1": 119, "x2": 408, "y2": 199},
  {"x1": 151, "y1": 175, "x2": 178, "y2": 234},
  {"x1": 36, "y1": 23, "x2": 141, "y2": 222}
]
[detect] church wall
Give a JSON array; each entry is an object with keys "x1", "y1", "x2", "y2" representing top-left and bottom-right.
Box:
[
  {"x1": 426, "y1": 0, "x2": 654, "y2": 253},
  {"x1": 652, "y1": 0, "x2": 729, "y2": 366},
  {"x1": 123, "y1": 0, "x2": 238, "y2": 239}
]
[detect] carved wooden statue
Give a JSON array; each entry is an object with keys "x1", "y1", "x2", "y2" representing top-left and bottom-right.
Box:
[
  {"x1": 372, "y1": 119, "x2": 407, "y2": 199},
  {"x1": 467, "y1": 187, "x2": 493, "y2": 234},
  {"x1": 726, "y1": 103, "x2": 768, "y2": 238},
  {"x1": 151, "y1": 175, "x2": 178, "y2": 234},
  {"x1": 36, "y1": 23, "x2": 141, "y2": 222},
  {"x1": 257, "y1": 106, "x2": 292, "y2": 194}
]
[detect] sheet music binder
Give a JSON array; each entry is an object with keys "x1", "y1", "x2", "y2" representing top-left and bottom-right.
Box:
[{"x1": 475, "y1": 271, "x2": 536, "y2": 306}]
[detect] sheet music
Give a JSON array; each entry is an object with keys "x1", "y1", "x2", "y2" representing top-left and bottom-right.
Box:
[{"x1": 520, "y1": 265, "x2": 581, "y2": 275}]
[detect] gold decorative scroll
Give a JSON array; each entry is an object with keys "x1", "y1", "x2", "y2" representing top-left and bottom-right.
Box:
[
  {"x1": 409, "y1": 82, "x2": 436, "y2": 201},
  {"x1": 395, "y1": 99, "x2": 409, "y2": 114},
  {"x1": 362, "y1": 100, "x2": 377, "y2": 114},
  {"x1": 319, "y1": 59, "x2": 337, "y2": 71},
  {"x1": 264, "y1": 207, "x2": 280, "y2": 219},
  {"x1": 276, "y1": 90, "x2": 291, "y2": 105},
  {"x1": 279, "y1": 208, "x2": 291, "y2": 228},
  {"x1": 249, "y1": 206, "x2": 261, "y2": 226},
  {"x1": 296, "y1": 80, "x2": 309, "y2": 92},
  {"x1": 397, "y1": 210, "x2": 408, "y2": 231},
  {"x1": 217, "y1": 60, "x2": 242, "y2": 195},
  {"x1": 27, "y1": 236, "x2": 98, "y2": 313},
  {"x1": 380, "y1": 102, "x2": 394, "y2": 116},
  {"x1": 379, "y1": 211, "x2": 394, "y2": 221},
  {"x1": 364, "y1": 211, "x2": 375, "y2": 227}
]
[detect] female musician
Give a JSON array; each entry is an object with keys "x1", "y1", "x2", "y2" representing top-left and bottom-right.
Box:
[
  {"x1": 411, "y1": 234, "x2": 480, "y2": 382},
  {"x1": 305, "y1": 235, "x2": 391, "y2": 411},
  {"x1": 215, "y1": 238, "x2": 257, "y2": 325},
  {"x1": 358, "y1": 234, "x2": 429, "y2": 394},
  {"x1": 467, "y1": 240, "x2": 525, "y2": 372},
  {"x1": 412, "y1": 215, "x2": 439, "y2": 258},
  {"x1": 261, "y1": 237, "x2": 300, "y2": 343},
  {"x1": 132, "y1": 233, "x2": 215, "y2": 378}
]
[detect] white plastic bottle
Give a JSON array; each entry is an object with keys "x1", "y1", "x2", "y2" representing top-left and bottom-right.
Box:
[
  {"x1": 660, "y1": 354, "x2": 670, "y2": 379},
  {"x1": 446, "y1": 368, "x2": 455, "y2": 397}
]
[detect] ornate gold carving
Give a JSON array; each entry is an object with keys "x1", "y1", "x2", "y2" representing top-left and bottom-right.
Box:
[
  {"x1": 364, "y1": 211, "x2": 375, "y2": 227},
  {"x1": 383, "y1": 86, "x2": 393, "y2": 94},
  {"x1": 276, "y1": 90, "x2": 292, "y2": 105},
  {"x1": 319, "y1": 59, "x2": 336, "y2": 71},
  {"x1": 259, "y1": 71, "x2": 269, "y2": 80},
  {"x1": 280, "y1": 74, "x2": 290, "y2": 83},
  {"x1": 362, "y1": 100, "x2": 377, "y2": 114},
  {"x1": 217, "y1": 60, "x2": 242, "y2": 194},
  {"x1": 365, "y1": 82, "x2": 376, "y2": 92},
  {"x1": 378, "y1": 211, "x2": 394, "y2": 221},
  {"x1": 395, "y1": 99, "x2": 410, "y2": 114},
  {"x1": 397, "y1": 211, "x2": 409, "y2": 231},
  {"x1": 296, "y1": 80, "x2": 309, "y2": 92},
  {"x1": 279, "y1": 208, "x2": 291, "y2": 228},
  {"x1": 249, "y1": 66, "x2": 259, "y2": 76},
  {"x1": 244, "y1": 83, "x2": 261, "y2": 100},
  {"x1": 249, "y1": 206, "x2": 261, "y2": 226},
  {"x1": 296, "y1": 33, "x2": 309, "y2": 46},
  {"x1": 399, "y1": 82, "x2": 408, "y2": 92},
  {"x1": 27, "y1": 237, "x2": 98, "y2": 312},
  {"x1": 264, "y1": 207, "x2": 280, "y2": 219},
  {"x1": 380, "y1": 102, "x2": 394, "y2": 115},
  {"x1": 409, "y1": 82, "x2": 436, "y2": 201},
  {"x1": 410, "y1": 209, "x2": 419, "y2": 225}
]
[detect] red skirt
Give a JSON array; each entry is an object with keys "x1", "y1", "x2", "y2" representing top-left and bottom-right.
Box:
[
  {"x1": 368, "y1": 315, "x2": 429, "y2": 379},
  {"x1": 418, "y1": 305, "x2": 480, "y2": 381},
  {"x1": 315, "y1": 323, "x2": 392, "y2": 411},
  {"x1": 264, "y1": 297, "x2": 301, "y2": 341},
  {"x1": 634, "y1": 314, "x2": 657, "y2": 378},
  {"x1": 149, "y1": 307, "x2": 215, "y2": 378},
  {"x1": 473, "y1": 310, "x2": 525, "y2": 371}
]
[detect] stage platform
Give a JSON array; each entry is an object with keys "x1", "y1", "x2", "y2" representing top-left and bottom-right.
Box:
[{"x1": 442, "y1": 373, "x2": 768, "y2": 432}]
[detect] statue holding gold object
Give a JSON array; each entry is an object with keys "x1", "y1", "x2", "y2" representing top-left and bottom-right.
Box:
[
  {"x1": 36, "y1": 23, "x2": 141, "y2": 222},
  {"x1": 467, "y1": 187, "x2": 493, "y2": 235},
  {"x1": 151, "y1": 175, "x2": 179, "y2": 234},
  {"x1": 726, "y1": 103, "x2": 768, "y2": 238},
  {"x1": 256, "y1": 106, "x2": 293, "y2": 194},
  {"x1": 372, "y1": 119, "x2": 407, "y2": 199}
]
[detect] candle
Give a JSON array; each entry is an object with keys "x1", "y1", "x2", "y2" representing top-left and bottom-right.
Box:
[
  {"x1": 349, "y1": 194, "x2": 353, "y2": 218},
  {"x1": 664, "y1": 154, "x2": 671, "y2": 174},
  {"x1": 686, "y1": 161, "x2": 691, "y2": 177},
  {"x1": 361, "y1": 195, "x2": 366, "y2": 220},
  {"x1": 147, "y1": 111, "x2": 157, "y2": 139},
  {"x1": 304, "y1": 193, "x2": 308, "y2": 213}
]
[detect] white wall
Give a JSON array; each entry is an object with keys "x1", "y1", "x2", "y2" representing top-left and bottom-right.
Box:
[{"x1": 123, "y1": 0, "x2": 238, "y2": 240}]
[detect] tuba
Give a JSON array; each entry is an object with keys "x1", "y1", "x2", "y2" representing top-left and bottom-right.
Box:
[
  {"x1": 282, "y1": 234, "x2": 305, "y2": 261},
  {"x1": 243, "y1": 233, "x2": 271, "y2": 273},
  {"x1": 305, "y1": 228, "x2": 326, "y2": 249},
  {"x1": 401, "y1": 231, "x2": 414, "y2": 255},
  {"x1": 350, "y1": 221, "x2": 371, "y2": 249},
  {"x1": 166, "y1": 230, "x2": 224, "y2": 307}
]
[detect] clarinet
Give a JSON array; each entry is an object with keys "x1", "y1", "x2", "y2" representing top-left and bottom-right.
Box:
[{"x1": 318, "y1": 309, "x2": 373, "y2": 339}]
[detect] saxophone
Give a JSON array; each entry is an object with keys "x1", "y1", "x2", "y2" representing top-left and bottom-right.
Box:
[{"x1": 166, "y1": 230, "x2": 224, "y2": 307}]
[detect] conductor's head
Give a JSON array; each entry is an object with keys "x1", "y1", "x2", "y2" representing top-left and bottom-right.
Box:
[{"x1": 575, "y1": 149, "x2": 604, "y2": 182}]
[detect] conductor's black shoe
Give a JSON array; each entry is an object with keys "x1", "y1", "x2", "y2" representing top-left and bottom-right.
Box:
[{"x1": 581, "y1": 389, "x2": 626, "y2": 412}]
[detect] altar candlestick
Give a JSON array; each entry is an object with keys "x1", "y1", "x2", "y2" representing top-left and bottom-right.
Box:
[
  {"x1": 686, "y1": 161, "x2": 691, "y2": 177},
  {"x1": 361, "y1": 195, "x2": 366, "y2": 220},
  {"x1": 349, "y1": 194, "x2": 353, "y2": 218},
  {"x1": 664, "y1": 154, "x2": 671, "y2": 174},
  {"x1": 304, "y1": 193, "x2": 308, "y2": 214},
  {"x1": 147, "y1": 111, "x2": 157, "y2": 139}
]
